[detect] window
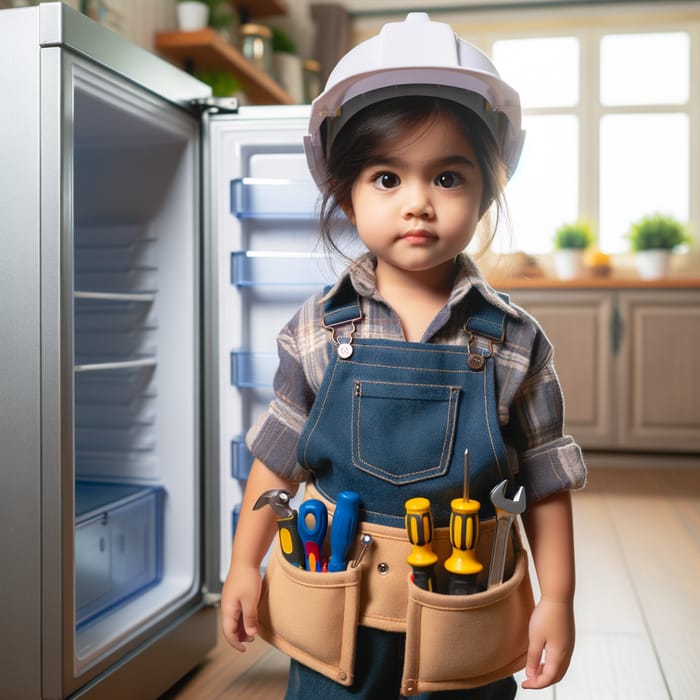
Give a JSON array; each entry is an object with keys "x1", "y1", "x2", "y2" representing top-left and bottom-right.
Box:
[
  {"x1": 492, "y1": 37, "x2": 580, "y2": 254},
  {"x1": 487, "y1": 26, "x2": 692, "y2": 255}
]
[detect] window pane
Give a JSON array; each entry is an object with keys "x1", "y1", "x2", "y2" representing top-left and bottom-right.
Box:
[
  {"x1": 599, "y1": 113, "x2": 689, "y2": 253},
  {"x1": 601, "y1": 33, "x2": 689, "y2": 106},
  {"x1": 498, "y1": 115, "x2": 579, "y2": 254},
  {"x1": 492, "y1": 37, "x2": 579, "y2": 108}
]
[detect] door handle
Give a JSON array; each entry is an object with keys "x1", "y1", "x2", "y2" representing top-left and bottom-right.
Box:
[{"x1": 611, "y1": 306, "x2": 624, "y2": 355}]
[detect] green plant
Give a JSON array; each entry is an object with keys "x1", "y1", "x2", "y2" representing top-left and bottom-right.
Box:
[
  {"x1": 627, "y1": 213, "x2": 691, "y2": 252},
  {"x1": 553, "y1": 220, "x2": 594, "y2": 250},
  {"x1": 195, "y1": 70, "x2": 242, "y2": 97},
  {"x1": 271, "y1": 26, "x2": 297, "y2": 54}
]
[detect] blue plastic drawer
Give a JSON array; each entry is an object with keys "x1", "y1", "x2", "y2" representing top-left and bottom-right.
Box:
[
  {"x1": 230, "y1": 177, "x2": 319, "y2": 219},
  {"x1": 75, "y1": 482, "x2": 164, "y2": 628}
]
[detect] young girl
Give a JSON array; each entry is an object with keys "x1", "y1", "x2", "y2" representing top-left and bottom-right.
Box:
[{"x1": 221, "y1": 13, "x2": 586, "y2": 699}]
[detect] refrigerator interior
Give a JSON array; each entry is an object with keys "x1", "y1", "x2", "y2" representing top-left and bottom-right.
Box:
[
  {"x1": 70, "y1": 61, "x2": 200, "y2": 672},
  {"x1": 211, "y1": 108, "x2": 362, "y2": 580}
]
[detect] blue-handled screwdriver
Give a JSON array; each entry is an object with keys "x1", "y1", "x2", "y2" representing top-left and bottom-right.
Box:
[{"x1": 328, "y1": 491, "x2": 360, "y2": 572}]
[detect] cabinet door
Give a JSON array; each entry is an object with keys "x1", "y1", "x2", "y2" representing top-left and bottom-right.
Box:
[
  {"x1": 616, "y1": 290, "x2": 700, "y2": 452},
  {"x1": 511, "y1": 291, "x2": 615, "y2": 448}
]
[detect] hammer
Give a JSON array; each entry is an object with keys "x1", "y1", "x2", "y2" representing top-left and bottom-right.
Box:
[{"x1": 487, "y1": 480, "x2": 526, "y2": 589}]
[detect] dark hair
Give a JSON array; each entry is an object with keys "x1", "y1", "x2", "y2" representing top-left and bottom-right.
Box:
[{"x1": 318, "y1": 95, "x2": 508, "y2": 257}]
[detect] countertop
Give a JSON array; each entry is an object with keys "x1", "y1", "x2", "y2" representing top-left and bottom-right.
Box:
[{"x1": 488, "y1": 275, "x2": 700, "y2": 290}]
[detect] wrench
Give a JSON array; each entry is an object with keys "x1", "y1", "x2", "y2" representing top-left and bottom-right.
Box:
[
  {"x1": 487, "y1": 480, "x2": 526, "y2": 589},
  {"x1": 253, "y1": 489, "x2": 305, "y2": 568}
]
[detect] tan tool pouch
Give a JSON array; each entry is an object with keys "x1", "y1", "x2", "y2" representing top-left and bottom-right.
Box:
[
  {"x1": 400, "y1": 545, "x2": 533, "y2": 695},
  {"x1": 257, "y1": 485, "x2": 534, "y2": 693},
  {"x1": 256, "y1": 541, "x2": 362, "y2": 686}
]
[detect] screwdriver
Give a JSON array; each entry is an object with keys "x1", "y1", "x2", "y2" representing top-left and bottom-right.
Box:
[
  {"x1": 298, "y1": 499, "x2": 328, "y2": 572},
  {"x1": 404, "y1": 497, "x2": 439, "y2": 592},
  {"x1": 328, "y1": 490, "x2": 360, "y2": 572},
  {"x1": 444, "y1": 448, "x2": 483, "y2": 594}
]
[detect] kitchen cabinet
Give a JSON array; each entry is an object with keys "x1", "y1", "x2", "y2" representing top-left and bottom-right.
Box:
[{"x1": 510, "y1": 288, "x2": 700, "y2": 453}]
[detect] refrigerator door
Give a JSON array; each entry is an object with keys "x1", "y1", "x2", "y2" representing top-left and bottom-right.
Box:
[
  {"x1": 0, "y1": 5, "x2": 216, "y2": 699},
  {"x1": 203, "y1": 106, "x2": 359, "y2": 591}
]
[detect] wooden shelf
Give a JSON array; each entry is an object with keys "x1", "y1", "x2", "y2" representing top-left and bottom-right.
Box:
[
  {"x1": 229, "y1": 0, "x2": 288, "y2": 18},
  {"x1": 155, "y1": 28, "x2": 294, "y2": 105}
]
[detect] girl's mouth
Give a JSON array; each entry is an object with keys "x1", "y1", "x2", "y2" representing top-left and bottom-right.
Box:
[{"x1": 400, "y1": 229, "x2": 436, "y2": 242}]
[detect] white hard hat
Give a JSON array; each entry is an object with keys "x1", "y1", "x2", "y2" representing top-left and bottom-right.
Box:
[{"x1": 304, "y1": 12, "x2": 525, "y2": 191}]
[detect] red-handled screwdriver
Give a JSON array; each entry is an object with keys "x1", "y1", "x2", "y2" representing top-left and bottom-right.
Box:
[{"x1": 404, "y1": 497, "x2": 439, "y2": 592}]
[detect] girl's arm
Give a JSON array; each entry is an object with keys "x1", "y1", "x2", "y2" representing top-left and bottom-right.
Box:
[
  {"x1": 220, "y1": 458, "x2": 299, "y2": 652},
  {"x1": 520, "y1": 489, "x2": 576, "y2": 689}
]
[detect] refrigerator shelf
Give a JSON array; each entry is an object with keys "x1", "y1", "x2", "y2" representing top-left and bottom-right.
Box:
[
  {"x1": 230, "y1": 351, "x2": 276, "y2": 388},
  {"x1": 231, "y1": 177, "x2": 319, "y2": 219},
  {"x1": 75, "y1": 291, "x2": 156, "y2": 303},
  {"x1": 74, "y1": 358, "x2": 158, "y2": 373},
  {"x1": 75, "y1": 482, "x2": 164, "y2": 629},
  {"x1": 231, "y1": 438, "x2": 254, "y2": 480},
  {"x1": 231, "y1": 250, "x2": 332, "y2": 287}
]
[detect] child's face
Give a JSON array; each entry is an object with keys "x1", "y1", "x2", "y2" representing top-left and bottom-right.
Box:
[{"x1": 346, "y1": 115, "x2": 484, "y2": 283}]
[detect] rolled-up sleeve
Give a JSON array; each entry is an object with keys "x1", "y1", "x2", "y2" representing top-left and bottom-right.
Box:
[{"x1": 502, "y1": 315, "x2": 587, "y2": 503}]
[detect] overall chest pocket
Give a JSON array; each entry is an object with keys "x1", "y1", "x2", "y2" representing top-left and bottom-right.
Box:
[{"x1": 351, "y1": 380, "x2": 461, "y2": 485}]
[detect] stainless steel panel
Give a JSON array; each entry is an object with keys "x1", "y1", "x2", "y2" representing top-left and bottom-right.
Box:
[
  {"x1": 0, "y1": 9, "x2": 43, "y2": 700},
  {"x1": 38, "y1": 2, "x2": 210, "y2": 106}
]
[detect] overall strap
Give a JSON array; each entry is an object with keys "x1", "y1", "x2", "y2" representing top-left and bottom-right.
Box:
[
  {"x1": 464, "y1": 290, "x2": 509, "y2": 343},
  {"x1": 322, "y1": 280, "x2": 363, "y2": 356},
  {"x1": 322, "y1": 279, "x2": 363, "y2": 330}
]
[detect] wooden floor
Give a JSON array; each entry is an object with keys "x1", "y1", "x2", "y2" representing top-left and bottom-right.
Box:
[{"x1": 160, "y1": 466, "x2": 700, "y2": 699}]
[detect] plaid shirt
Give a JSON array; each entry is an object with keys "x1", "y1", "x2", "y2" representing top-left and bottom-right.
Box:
[{"x1": 247, "y1": 253, "x2": 586, "y2": 504}]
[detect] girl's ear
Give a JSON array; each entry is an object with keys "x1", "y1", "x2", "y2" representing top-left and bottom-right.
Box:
[{"x1": 340, "y1": 201, "x2": 355, "y2": 224}]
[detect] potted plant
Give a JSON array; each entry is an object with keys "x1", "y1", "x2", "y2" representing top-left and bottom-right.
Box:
[
  {"x1": 627, "y1": 213, "x2": 691, "y2": 279},
  {"x1": 176, "y1": 0, "x2": 209, "y2": 31},
  {"x1": 553, "y1": 220, "x2": 594, "y2": 280}
]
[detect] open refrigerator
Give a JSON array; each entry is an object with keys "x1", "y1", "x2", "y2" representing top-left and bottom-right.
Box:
[{"x1": 0, "y1": 3, "x2": 345, "y2": 698}]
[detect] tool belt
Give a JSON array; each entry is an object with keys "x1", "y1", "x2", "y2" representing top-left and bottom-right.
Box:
[{"x1": 256, "y1": 485, "x2": 535, "y2": 696}]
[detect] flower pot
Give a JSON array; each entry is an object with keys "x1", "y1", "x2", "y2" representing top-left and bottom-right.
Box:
[
  {"x1": 553, "y1": 249, "x2": 584, "y2": 280},
  {"x1": 635, "y1": 249, "x2": 670, "y2": 280},
  {"x1": 273, "y1": 52, "x2": 304, "y2": 103},
  {"x1": 177, "y1": 2, "x2": 209, "y2": 31}
]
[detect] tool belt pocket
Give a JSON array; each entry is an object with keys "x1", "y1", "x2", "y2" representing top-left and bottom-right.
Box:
[
  {"x1": 257, "y1": 540, "x2": 362, "y2": 687},
  {"x1": 401, "y1": 546, "x2": 534, "y2": 697}
]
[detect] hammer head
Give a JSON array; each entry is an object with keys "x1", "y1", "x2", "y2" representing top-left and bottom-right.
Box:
[
  {"x1": 253, "y1": 489, "x2": 294, "y2": 518},
  {"x1": 489, "y1": 480, "x2": 526, "y2": 515}
]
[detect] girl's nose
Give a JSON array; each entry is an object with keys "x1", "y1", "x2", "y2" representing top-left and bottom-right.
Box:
[{"x1": 402, "y1": 183, "x2": 434, "y2": 220}]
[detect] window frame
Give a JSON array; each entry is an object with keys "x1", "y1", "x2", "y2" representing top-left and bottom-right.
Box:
[{"x1": 483, "y1": 20, "x2": 696, "y2": 254}]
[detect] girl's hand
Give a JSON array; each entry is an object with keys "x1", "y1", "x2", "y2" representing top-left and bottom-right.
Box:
[
  {"x1": 219, "y1": 458, "x2": 298, "y2": 652},
  {"x1": 220, "y1": 564, "x2": 263, "y2": 652},
  {"x1": 521, "y1": 490, "x2": 577, "y2": 690},
  {"x1": 521, "y1": 597, "x2": 575, "y2": 689}
]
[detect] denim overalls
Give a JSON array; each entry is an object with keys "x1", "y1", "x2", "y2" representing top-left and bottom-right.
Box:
[{"x1": 287, "y1": 282, "x2": 518, "y2": 700}]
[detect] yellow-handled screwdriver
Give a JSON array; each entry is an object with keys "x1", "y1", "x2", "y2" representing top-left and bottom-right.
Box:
[
  {"x1": 444, "y1": 448, "x2": 483, "y2": 594},
  {"x1": 404, "y1": 497, "x2": 439, "y2": 592}
]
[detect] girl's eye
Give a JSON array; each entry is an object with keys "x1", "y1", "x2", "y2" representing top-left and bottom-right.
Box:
[
  {"x1": 436, "y1": 172, "x2": 464, "y2": 188},
  {"x1": 373, "y1": 172, "x2": 400, "y2": 190}
]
